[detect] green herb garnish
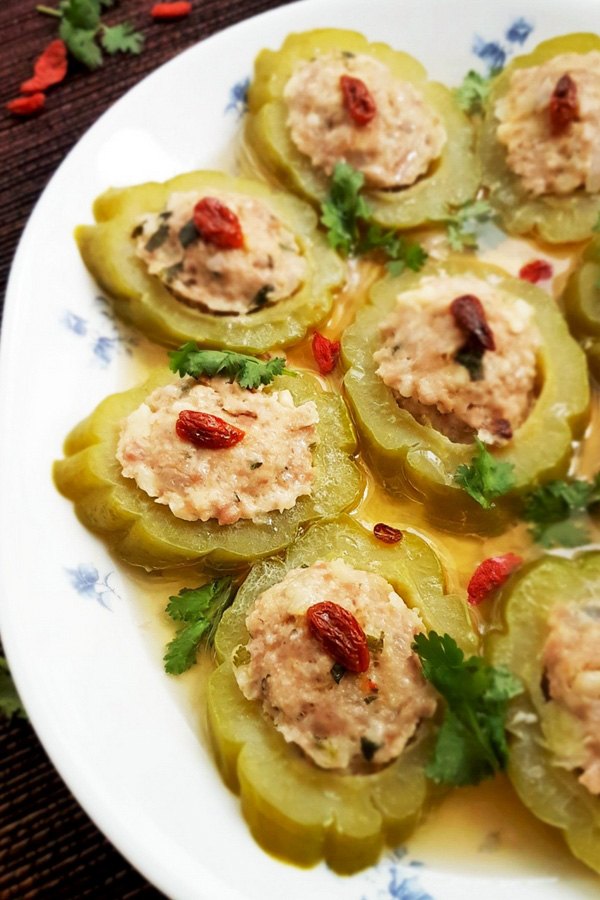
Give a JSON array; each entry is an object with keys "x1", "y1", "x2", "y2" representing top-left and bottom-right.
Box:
[
  {"x1": 330, "y1": 662, "x2": 346, "y2": 684},
  {"x1": 454, "y1": 438, "x2": 515, "y2": 509},
  {"x1": 144, "y1": 223, "x2": 170, "y2": 253},
  {"x1": 0, "y1": 657, "x2": 27, "y2": 721},
  {"x1": 522, "y1": 475, "x2": 600, "y2": 547},
  {"x1": 454, "y1": 70, "x2": 496, "y2": 115},
  {"x1": 164, "y1": 578, "x2": 235, "y2": 675},
  {"x1": 320, "y1": 163, "x2": 428, "y2": 271},
  {"x1": 444, "y1": 199, "x2": 495, "y2": 251},
  {"x1": 178, "y1": 220, "x2": 199, "y2": 248},
  {"x1": 413, "y1": 632, "x2": 522, "y2": 785},
  {"x1": 38, "y1": 0, "x2": 144, "y2": 70},
  {"x1": 454, "y1": 347, "x2": 484, "y2": 381},
  {"x1": 168, "y1": 343, "x2": 292, "y2": 390}
]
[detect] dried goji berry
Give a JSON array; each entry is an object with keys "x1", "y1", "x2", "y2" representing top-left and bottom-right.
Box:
[
  {"x1": 519, "y1": 259, "x2": 553, "y2": 284},
  {"x1": 467, "y1": 553, "x2": 523, "y2": 606},
  {"x1": 21, "y1": 40, "x2": 67, "y2": 94},
  {"x1": 193, "y1": 197, "x2": 243, "y2": 250},
  {"x1": 312, "y1": 332, "x2": 340, "y2": 375},
  {"x1": 175, "y1": 410, "x2": 245, "y2": 448},
  {"x1": 450, "y1": 294, "x2": 496, "y2": 353},
  {"x1": 151, "y1": 2, "x2": 192, "y2": 20},
  {"x1": 549, "y1": 73, "x2": 579, "y2": 135},
  {"x1": 307, "y1": 601, "x2": 370, "y2": 673},
  {"x1": 340, "y1": 75, "x2": 377, "y2": 126},
  {"x1": 373, "y1": 522, "x2": 403, "y2": 544},
  {"x1": 6, "y1": 93, "x2": 46, "y2": 116}
]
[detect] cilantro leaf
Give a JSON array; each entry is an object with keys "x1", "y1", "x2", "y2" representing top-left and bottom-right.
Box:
[
  {"x1": 164, "y1": 578, "x2": 235, "y2": 675},
  {"x1": 454, "y1": 70, "x2": 495, "y2": 115},
  {"x1": 168, "y1": 343, "x2": 291, "y2": 389},
  {"x1": 444, "y1": 199, "x2": 495, "y2": 252},
  {"x1": 359, "y1": 223, "x2": 428, "y2": 275},
  {"x1": 454, "y1": 438, "x2": 515, "y2": 508},
  {"x1": 60, "y1": 0, "x2": 101, "y2": 30},
  {"x1": 101, "y1": 23, "x2": 144, "y2": 55},
  {"x1": 413, "y1": 632, "x2": 522, "y2": 785},
  {"x1": 321, "y1": 162, "x2": 371, "y2": 255},
  {"x1": 59, "y1": 18, "x2": 103, "y2": 68},
  {"x1": 0, "y1": 657, "x2": 27, "y2": 721},
  {"x1": 521, "y1": 475, "x2": 600, "y2": 547}
]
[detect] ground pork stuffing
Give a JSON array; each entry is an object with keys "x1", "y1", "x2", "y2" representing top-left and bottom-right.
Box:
[
  {"x1": 284, "y1": 52, "x2": 446, "y2": 190},
  {"x1": 116, "y1": 378, "x2": 319, "y2": 524},
  {"x1": 234, "y1": 558, "x2": 437, "y2": 771},
  {"x1": 134, "y1": 190, "x2": 306, "y2": 314},
  {"x1": 495, "y1": 52, "x2": 600, "y2": 196},
  {"x1": 373, "y1": 273, "x2": 539, "y2": 445},
  {"x1": 542, "y1": 600, "x2": 600, "y2": 795}
]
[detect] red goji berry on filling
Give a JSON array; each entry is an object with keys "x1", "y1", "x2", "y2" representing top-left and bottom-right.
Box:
[
  {"x1": 340, "y1": 74, "x2": 377, "y2": 126},
  {"x1": 549, "y1": 73, "x2": 579, "y2": 136},
  {"x1": 6, "y1": 93, "x2": 46, "y2": 116},
  {"x1": 307, "y1": 601, "x2": 370, "y2": 673},
  {"x1": 467, "y1": 553, "x2": 523, "y2": 606},
  {"x1": 312, "y1": 332, "x2": 340, "y2": 375},
  {"x1": 21, "y1": 40, "x2": 67, "y2": 94},
  {"x1": 519, "y1": 260, "x2": 553, "y2": 284},
  {"x1": 450, "y1": 294, "x2": 496, "y2": 353},
  {"x1": 151, "y1": 2, "x2": 192, "y2": 20},
  {"x1": 193, "y1": 197, "x2": 244, "y2": 250},
  {"x1": 373, "y1": 523, "x2": 403, "y2": 544},
  {"x1": 175, "y1": 410, "x2": 245, "y2": 449}
]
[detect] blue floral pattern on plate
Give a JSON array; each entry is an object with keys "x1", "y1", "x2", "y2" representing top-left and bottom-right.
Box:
[
  {"x1": 63, "y1": 295, "x2": 137, "y2": 367},
  {"x1": 65, "y1": 564, "x2": 122, "y2": 610},
  {"x1": 225, "y1": 77, "x2": 250, "y2": 118},
  {"x1": 361, "y1": 849, "x2": 433, "y2": 900},
  {"x1": 473, "y1": 17, "x2": 534, "y2": 72}
]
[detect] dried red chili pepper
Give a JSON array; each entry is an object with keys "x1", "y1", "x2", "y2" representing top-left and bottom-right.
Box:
[
  {"x1": 340, "y1": 74, "x2": 377, "y2": 126},
  {"x1": 151, "y1": 2, "x2": 192, "y2": 20},
  {"x1": 6, "y1": 93, "x2": 46, "y2": 117},
  {"x1": 21, "y1": 40, "x2": 67, "y2": 94},
  {"x1": 450, "y1": 295, "x2": 496, "y2": 353},
  {"x1": 549, "y1": 73, "x2": 579, "y2": 135},
  {"x1": 519, "y1": 259, "x2": 554, "y2": 284},
  {"x1": 175, "y1": 410, "x2": 245, "y2": 448},
  {"x1": 467, "y1": 553, "x2": 523, "y2": 606},
  {"x1": 307, "y1": 601, "x2": 370, "y2": 673},
  {"x1": 193, "y1": 197, "x2": 243, "y2": 250},
  {"x1": 312, "y1": 332, "x2": 340, "y2": 375},
  {"x1": 373, "y1": 522, "x2": 403, "y2": 544}
]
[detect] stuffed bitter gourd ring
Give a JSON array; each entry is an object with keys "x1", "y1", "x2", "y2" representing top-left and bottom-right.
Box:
[
  {"x1": 245, "y1": 29, "x2": 480, "y2": 229},
  {"x1": 341, "y1": 258, "x2": 589, "y2": 529},
  {"x1": 53, "y1": 369, "x2": 362, "y2": 571},
  {"x1": 563, "y1": 235, "x2": 600, "y2": 379},
  {"x1": 208, "y1": 516, "x2": 477, "y2": 873},
  {"x1": 487, "y1": 553, "x2": 600, "y2": 876},
  {"x1": 75, "y1": 170, "x2": 344, "y2": 352},
  {"x1": 480, "y1": 33, "x2": 600, "y2": 242}
]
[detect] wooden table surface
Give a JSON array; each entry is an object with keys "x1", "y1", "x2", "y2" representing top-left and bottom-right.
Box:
[{"x1": 0, "y1": 1, "x2": 292, "y2": 895}]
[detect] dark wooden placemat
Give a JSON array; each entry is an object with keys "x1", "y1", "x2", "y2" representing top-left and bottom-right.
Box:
[{"x1": 0, "y1": 0, "x2": 292, "y2": 895}]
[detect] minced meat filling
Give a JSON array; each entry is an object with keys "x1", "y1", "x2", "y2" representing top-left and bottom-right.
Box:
[
  {"x1": 284, "y1": 52, "x2": 446, "y2": 190},
  {"x1": 134, "y1": 191, "x2": 306, "y2": 315},
  {"x1": 234, "y1": 559, "x2": 436, "y2": 771},
  {"x1": 116, "y1": 378, "x2": 319, "y2": 525},
  {"x1": 495, "y1": 52, "x2": 600, "y2": 196},
  {"x1": 542, "y1": 600, "x2": 600, "y2": 795},
  {"x1": 373, "y1": 274, "x2": 539, "y2": 445}
]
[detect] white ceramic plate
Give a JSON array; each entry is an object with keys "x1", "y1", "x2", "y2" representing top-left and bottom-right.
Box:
[{"x1": 2, "y1": 1, "x2": 600, "y2": 897}]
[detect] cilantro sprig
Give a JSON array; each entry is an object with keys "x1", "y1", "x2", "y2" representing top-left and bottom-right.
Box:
[
  {"x1": 37, "y1": 0, "x2": 144, "y2": 70},
  {"x1": 454, "y1": 70, "x2": 497, "y2": 115},
  {"x1": 0, "y1": 657, "x2": 27, "y2": 721},
  {"x1": 414, "y1": 632, "x2": 522, "y2": 785},
  {"x1": 164, "y1": 578, "x2": 236, "y2": 675},
  {"x1": 454, "y1": 438, "x2": 516, "y2": 509},
  {"x1": 444, "y1": 199, "x2": 495, "y2": 251},
  {"x1": 522, "y1": 474, "x2": 600, "y2": 547},
  {"x1": 320, "y1": 163, "x2": 428, "y2": 275},
  {"x1": 168, "y1": 343, "x2": 292, "y2": 390}
]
